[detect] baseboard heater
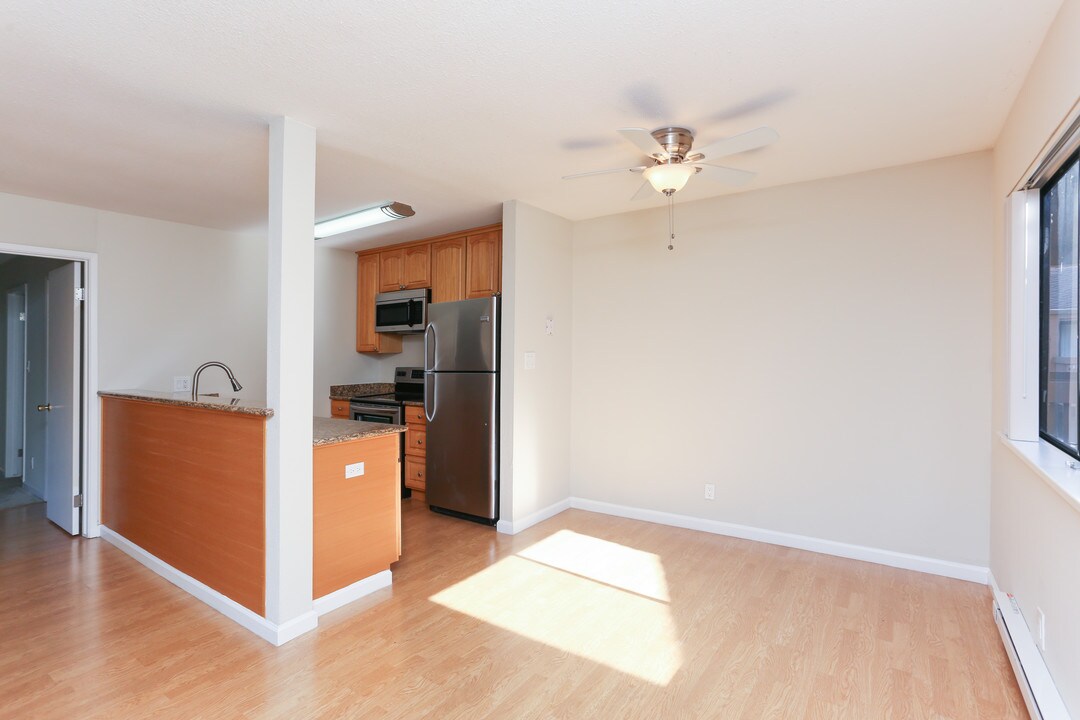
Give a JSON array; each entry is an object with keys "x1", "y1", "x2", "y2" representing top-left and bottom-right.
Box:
[{"x1": 992, "y1": 589, "x2": 1071, "y2": 719}]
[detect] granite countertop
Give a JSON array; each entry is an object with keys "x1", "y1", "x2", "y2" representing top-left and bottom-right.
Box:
[
  {"x1": 99, "y1": 390, "x2": 274, "y2": 417},
  {"x1": 313, "y1": 417, "x2": 406, "y2": 446},
  {"x1": 329, "y1": 383, "x2": 394, "y2": 401},
  {"x1": 403, "y1": 399, "x2": 423, "y2": 407}
]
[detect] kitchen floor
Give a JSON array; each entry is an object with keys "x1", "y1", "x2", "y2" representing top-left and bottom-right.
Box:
[{"x1": 0, "y1": 497, "x2": 1023, "y2": 718}]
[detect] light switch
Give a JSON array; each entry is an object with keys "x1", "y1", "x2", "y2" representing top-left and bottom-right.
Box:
[
  {"x1": 345, "y1": 461, "x2": 365, "y2": 479},
  {"x1": 524, "y1": 352, "x2": 536, "y2": 370}
]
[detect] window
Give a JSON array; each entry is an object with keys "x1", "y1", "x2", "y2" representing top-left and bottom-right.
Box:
[{"x1": 1040, "y1": 151, "x2": 1080, "y2": 456}]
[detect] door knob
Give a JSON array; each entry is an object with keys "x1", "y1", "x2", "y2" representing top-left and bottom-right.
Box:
[{"x1": 36, "y1": 403, "x2": 52, "y2": 412}]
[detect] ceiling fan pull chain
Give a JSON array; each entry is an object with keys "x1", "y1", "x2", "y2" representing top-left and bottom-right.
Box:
[{"x1": 667, "y1": 190, "x2": 675, "y2": 251}]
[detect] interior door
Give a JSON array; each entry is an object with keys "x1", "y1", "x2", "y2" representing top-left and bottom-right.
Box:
[{"x1": 44, "y1": 263, "x2": 81, "y2": 534}]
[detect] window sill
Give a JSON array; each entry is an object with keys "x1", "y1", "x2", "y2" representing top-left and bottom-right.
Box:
[{"x1": 999, "y1": 433, "x2": 1080, "y2": 516}]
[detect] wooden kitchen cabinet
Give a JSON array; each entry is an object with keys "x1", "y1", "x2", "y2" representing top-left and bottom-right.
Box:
[
  {"x1": 378, "y1": 245, "x2": 430, "y2": 292},
  {"x1": 356, "y1": 223, "x2": 500, "y2": 354},
  {"x1": 466, "y1": 230, "x2": 501, "y2": 298},
  {"x1": 404, "y1": 404, "x2": 427, "y2": 493},
  {"x1": 430, "y1": 238, "x2": 467, "y2": 303},
  {"x1": 330, "y1": 399, "x2": 350, "y2": 419},
  {"x1": 356, "y1": 254, "x2": 402, "y2": 354}
]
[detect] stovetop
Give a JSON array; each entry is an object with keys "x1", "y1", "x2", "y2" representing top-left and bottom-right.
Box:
[{"x1": 349, "y1": 366, "x2": 424, "y2": 406}]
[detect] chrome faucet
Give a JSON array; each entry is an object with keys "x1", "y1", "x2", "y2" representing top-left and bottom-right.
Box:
[{"x1": 191, "y1": 361, "x2": 243, "y2": 401}]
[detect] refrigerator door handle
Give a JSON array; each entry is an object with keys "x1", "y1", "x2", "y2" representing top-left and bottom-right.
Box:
[
  {"x1": 424, "y1": 323, "x2": 436, "y2": 372},
  {"x1": 424, "y1": 373, "x2": 435, "y2": 422}
]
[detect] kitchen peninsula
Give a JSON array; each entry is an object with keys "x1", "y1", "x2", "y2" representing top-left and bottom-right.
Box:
[{"x1": 98, "y1": 390, "x2": 404, "y2": 626}]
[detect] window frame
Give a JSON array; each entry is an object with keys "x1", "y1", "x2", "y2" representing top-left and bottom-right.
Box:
[{"x1": 1037, "y1": 148, "x2": 1080, "y2": 460}]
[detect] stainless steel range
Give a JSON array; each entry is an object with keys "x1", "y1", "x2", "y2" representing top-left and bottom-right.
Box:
[{"x1": 350, "y1": 367, "x2": 424, "y2": 498}]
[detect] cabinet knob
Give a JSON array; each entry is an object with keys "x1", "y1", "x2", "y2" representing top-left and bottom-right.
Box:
[
  {"x1": 417, "y1": 470, "x2": 423, "y2": 477},
  {"x1": 417, "y1": 438, "x2": 423, "y2": 445}
]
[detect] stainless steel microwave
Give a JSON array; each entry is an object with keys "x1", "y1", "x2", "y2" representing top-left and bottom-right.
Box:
[{"x1": 375, "y1": 289, "x2": 429, "y2": 333}]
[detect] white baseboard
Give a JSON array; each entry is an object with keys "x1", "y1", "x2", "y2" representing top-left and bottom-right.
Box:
[
  {"x1": 100, "y1": 526, "x2": 317, "y2": 646},
  {"x1": 990, "y1": 572, "x2": 1071, "y2": 720},
  {"x1": 313, "y1": 570, "x2": 392, "y2": 616},
  {"x1": 497, "y1": 497, "x2": 572, "y2": 535},
  {"x1": 569, "y1": 497, "x2": 990, "y2": 584}
]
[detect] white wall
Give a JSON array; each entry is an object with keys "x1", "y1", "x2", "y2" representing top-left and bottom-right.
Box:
[
  {"x1": 500, "y1": 201, "x2": 573, "y2": 527},
  {"x1": 0, "y1": 191, "x2": 268, "y2": 399},
  {"x1": 312, "y1": 246, "x2": 424, "y2": 417},
  {"x1": 990, "y1": 0, "x2": 1080, "y2": 713},
  {"x1": 572, "y1": 152, "x2": 994, "y2": 566}
]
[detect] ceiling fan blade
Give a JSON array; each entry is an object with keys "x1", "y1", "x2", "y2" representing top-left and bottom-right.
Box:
[
  {"x1": 630, "y1": 179, "x2": 656, "y2": 201},
  {"x1": 693, "y1": 127, "x2": 779, "y2": 161},
  {"x1": 618, "y1": 128, "x2": 665, "y2": 157},
  {"x1": 693, "y1": 163, "x2": 757, "y2": 186},
  {"x1": 562, "y1": 165, "x2": 647, "y2": 180}
]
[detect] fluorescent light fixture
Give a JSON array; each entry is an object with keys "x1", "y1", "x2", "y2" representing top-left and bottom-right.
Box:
[
  {"x1": 643, "y1": 163, "x2": 695, "y2": 194},
  {"x1": 314, "y1": 201, "x2": 415, "y2": 238}
]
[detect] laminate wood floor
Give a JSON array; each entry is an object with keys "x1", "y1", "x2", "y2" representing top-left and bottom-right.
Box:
[{"x1": 0, "y1": 499, "x2": 1025, "y2": 719}]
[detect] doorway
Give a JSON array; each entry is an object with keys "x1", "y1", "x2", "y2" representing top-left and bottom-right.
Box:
[{"x1": 0, "y1": 244, "x2": 97, "y2": 537}]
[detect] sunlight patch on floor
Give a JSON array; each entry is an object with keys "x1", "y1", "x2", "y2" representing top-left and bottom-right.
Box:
[{"x1": 429, "y1": 530, "x2": 682, "y2": 685}]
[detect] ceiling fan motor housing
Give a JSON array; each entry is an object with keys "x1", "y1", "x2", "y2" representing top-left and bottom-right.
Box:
[{"x1": 650, "y1": 126, "x2": 695, "y2": 161}]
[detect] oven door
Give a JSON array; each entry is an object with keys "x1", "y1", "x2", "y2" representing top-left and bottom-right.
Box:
[{"x1": 349, "y1": 403, "x2": 403, "y2": 425}]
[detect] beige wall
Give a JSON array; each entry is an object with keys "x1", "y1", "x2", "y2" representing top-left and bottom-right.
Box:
[
  {"x1": 990, "y1": 0, "x2": 1080, "y2": 713},
  {"x1": 500, "y1": 200, "x2": 573, "y2": 527},
  {"x1": 571, "y1": 152, "x2": 994, "y2": 565},
  {"x1": 0, "y1": 191, "x2": 268, "y2": 399}
]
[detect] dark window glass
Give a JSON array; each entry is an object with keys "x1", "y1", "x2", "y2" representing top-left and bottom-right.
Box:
[{"x1": 1040, "y1": 153, "x2": 1080, "y2": 456}]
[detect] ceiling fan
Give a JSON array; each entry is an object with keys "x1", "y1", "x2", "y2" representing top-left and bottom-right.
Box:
[{"x1": 563, "y1": 125, "x2": 779, "y2": 200}]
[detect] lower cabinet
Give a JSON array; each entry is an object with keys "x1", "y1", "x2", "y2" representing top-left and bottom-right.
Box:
[
  {"x1": 330, "y1": 398, "x2": 350, "y2": 419},
  {"x1": 312, "y1": 433, "x2": 402, "y2": 599},
  {"x1": 404, "y1": 403, "x2": 426, "y2": 493}
]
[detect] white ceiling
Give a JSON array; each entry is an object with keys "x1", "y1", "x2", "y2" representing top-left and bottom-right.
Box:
[{"x1": 0, "y1": 0, "x2": 1063, "y2": 250}]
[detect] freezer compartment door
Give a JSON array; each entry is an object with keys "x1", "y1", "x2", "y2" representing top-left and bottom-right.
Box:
[
  {"x1": 426, "y1": 296, "x2": 499, "y2": 372},
  {"x1": 426, "y1": 372, "x2": 498, "y2": 521}
]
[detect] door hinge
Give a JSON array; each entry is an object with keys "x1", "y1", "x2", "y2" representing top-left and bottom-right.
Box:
[
  {"x1": 18, "y1": 311, "x2": 25, "y2": 321},
  {"x1": 16, "y1": 448, "x2": 22, "y2": 458},
  {"x1": 75, "y1": 287, "x2": 85, "y2": 302},
  {"x1": 73, "y1": 494, "x2": 84, "y2": 508}
]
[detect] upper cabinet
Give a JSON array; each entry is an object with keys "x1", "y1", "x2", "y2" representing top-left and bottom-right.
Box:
[
  {"x1": 357, "y1": 254, "x2": 403, "y2": 354},
  {"x1": 356, "y1": 225, "x2": 501, "y2": 355},
  {"x1": 431, "y1": 238, "x2": 466, "y2": 303},
  {"x1": 378, "y1": 245, "x2": 431, "y2": 292},
  {"x1": 465, "y1": 230, "x2": 501, "y2": 299}
]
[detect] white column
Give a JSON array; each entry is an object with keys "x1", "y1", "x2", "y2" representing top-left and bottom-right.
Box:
[{"x1": 265, "y1": 116, "x2": 317, "y2": 641}]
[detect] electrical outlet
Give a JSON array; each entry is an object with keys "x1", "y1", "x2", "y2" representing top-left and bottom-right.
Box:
[
  {"x1": 524, "y1": 352, "x2": 536, "y2": 370},
  {"x1": 704, "y1": 483, "x2": 715, "y2": 500},
  {"x1": 545, "y1": 317, "x2": 554, "y2": 336},
  {"x1": 1037, "y1": 607, "x2": 1046, "y2": 652},
  {"x1": 345, "y1": 462, "x2": 365, "y2": 479},
  {"x1": 173, "y1": 376, "x2": 191, "y2": 392}
]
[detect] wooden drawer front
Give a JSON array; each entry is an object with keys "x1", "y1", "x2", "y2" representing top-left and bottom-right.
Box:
[
  {"x1": 330, "y1": 399, "x2": 350, "y2": 419},
  {"x1": 405, "y1": 404, "x2": 426, "y2": 425},
  {"x1": 404, "y1": 456, "x2": 426, "y2": 491},
  {"x1": 406, "y1": 427, "x2": 426, "y2": 456}
]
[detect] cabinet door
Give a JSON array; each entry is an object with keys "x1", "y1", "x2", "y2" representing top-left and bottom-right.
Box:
[
  {"x1": 402, "y1": 245, "x2": 431, "y2": 289},
  {"x1": 330, "y1": 399, "x2": 351, "y2": 419},
  {"x1": 431, "y1": 238, "x2": 466, "y2": 303},
  {"x1": 378, "y1": 249, "x2": 405, "y2": 292},
  {"x1": 404, "y1": 456, "x2": 426, "y2": 492},
  {"x1": 357, "y1": 254, "x2": 403, "y2": 354},
  {"x1": 357, "y1": 254, "x2": 380, "y2": 351},
  {"x1": 466, "y1": 230, "x2": 502, "y2": 298}
]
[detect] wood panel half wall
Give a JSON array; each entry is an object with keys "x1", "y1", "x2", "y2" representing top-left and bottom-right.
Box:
[{"x1": 101, "y1": 397, "x2": 267, "y2": 615}]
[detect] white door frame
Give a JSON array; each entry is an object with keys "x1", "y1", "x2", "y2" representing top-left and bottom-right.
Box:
[
  {"x1": 5, "y1": 284, "x2": 27, "y2": 478},
  {"x1": 0, "y1": 242, "x2": 99, "y2": 538}
]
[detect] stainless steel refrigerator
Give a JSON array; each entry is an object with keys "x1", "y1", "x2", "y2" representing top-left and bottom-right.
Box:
[{"x1": 423, "y1": 296, "x2": 499, "y2": 524}]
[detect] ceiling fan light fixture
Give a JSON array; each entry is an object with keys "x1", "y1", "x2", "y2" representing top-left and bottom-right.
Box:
[
  {"x1": 643, "y1": 163, "x2": 695, "y2": 194},
  {"x1": 314, "y1": 201, "x2": 415, "y2": 238}
]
